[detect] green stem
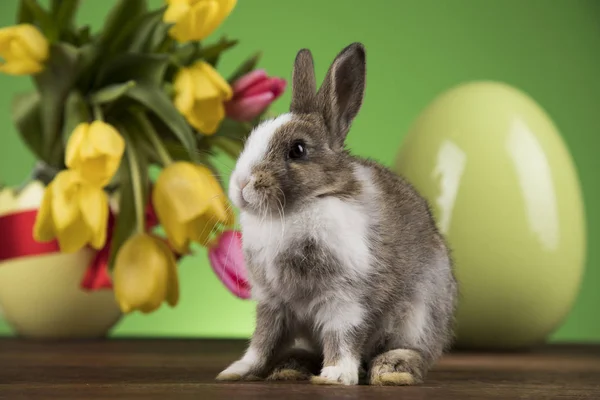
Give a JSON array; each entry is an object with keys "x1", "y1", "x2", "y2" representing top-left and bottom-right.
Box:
[
  {"x1": 134, "y1": 112, "x2": 173, "y2": 166},
  {"x1": 122, "y1": 137, "x2": 145, "y2": 234},
  {"x1": 93, "y1": 104, "x2": 104, "y2": 121}
]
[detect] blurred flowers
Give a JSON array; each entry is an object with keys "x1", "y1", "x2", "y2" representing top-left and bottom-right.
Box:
[
  {"x1": 208, "y1": 230, "x2": 251, "y2": 299},
  {"x1": 164, "y1": 0, "x2": 237, "y2": 42},
  {"x1": 113, "y1": 233, "x2": 179, "y2": 313},
  {"x1": 152, "y1": 162, "x2": 233, "y2": 253},
  {"x1": 65, "y1": 121, "x2": 125, "y2": 187},
  {"x1": 3, "y1": 0, "x2": 285, "y2": 316},
  {"x1": 225, "y1": 70, "x2": 286, "y2": 122},
  {"x1": 33, "y1": 121, "x2": 124, "y2": 255},
  {"x1": 33, "y1": 170, "x2": 109, "y2": 253},
  {"x1": 0, "y1": 24, "x2": 48, "y2": 75},
  {"x1": 174, "y1": 61, "x2": 233, "y2": 134}
]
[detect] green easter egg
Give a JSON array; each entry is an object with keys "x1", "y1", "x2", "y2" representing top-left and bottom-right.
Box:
[{"x1": 394, "y1": 81, "x2": 586, "y2": 350}]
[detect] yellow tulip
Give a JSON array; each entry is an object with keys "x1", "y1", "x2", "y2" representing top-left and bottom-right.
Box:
[
  {"x1": 152, "y1": 161, "x2": 234, "y2": 253},
  {"x1": 0, "y1": 24, "x2": 49, "y2": 75},
  {"x1": 33, "y1": 170, "x2": 109, "y2": 253},
  {"x1": 113, "y1": 233, "x2": 179, "y2": 313},
  {"x1": 173, "y1": 61, "x2": 233, "y2": 135},
  {"x1": 164, "y1": 0, "x2": 237, "y2": 42},
  {"x1": 65, "y1": 121, "x2": 126, "y2": 188}
]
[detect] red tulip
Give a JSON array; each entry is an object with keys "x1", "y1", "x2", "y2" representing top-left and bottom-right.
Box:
[
  {"x1": 208, "y1": 230, "x2": 251, "y2": 299},
  {"x1": 225, "y1": 69, "x2": 286, "y2": 122}
]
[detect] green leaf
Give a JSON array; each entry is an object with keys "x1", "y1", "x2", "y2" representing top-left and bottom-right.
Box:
[
  {"x1": 74, "y1": 43, "x2": 100, "y2": 88},
  {"x1": 162, "y1": 82, "x2": 175, "y2": 98},
  {"x1": 127, "y1": 8, "x2": 165, "y2": 53},
  {"x1": 124, "y1": 83, "x2": 197, "y2": 159},
  {"x1": 210, "y1": 136, "x2": 244, "y2": 160},
  {"x1": 49, "y1": 0, "x2": 80, "y2": 45},
  {"x1": 214, "y1": 118, "x2": 253, "y2": 143},
  {"x1": 108, "y1": 122, "x2": 149, "y2": 269},
  {"x1": 51, "y1": 0, "x2": 79, "y2": 32},
  {"x1": 202, "y1": 37, "x2": 238, "y2": 66},
  {"x1": 50, "y1": 0, "x2": 61, "y2": 13},
  {"x1": 22, "y1": 0, "x2": 58, "y2": 42},
  {"x1": 199, "y1": 157, "x2": 224, "y2": 187},
  {"x1": 17, "y1": 0, "x2": 35, "y2": 24},
  {"x1": 62, "y1": 90, "x2": 89, "y2": 142},
  {"x1": 163, "y1": 140, "x2": 193, "y2": 162},
  {"x1": 76, "y1": 43, "x2": 97, "y2": 71},
  {"x1": 108, "y1": 13, "x2": 148, "y2": 55},
  {"x1": 96, "y1": 53, "x2": 169, "y2": 87},
  {"x1": 149, "y1": 20, "x2": 174, "y2": 53},
  {"x1": 90, "y1": 81, "x2": 136, "y2": 105},
  {"x1": 11, "y1": 92, "x2": 45, "y2": 162},
  {"x1": 99, "y1": 0, "x2": 147, "y2": 50},
  {"x1": 228, "y1": 51, "x2": 262, "y2": 83},
  {"x1": 76, "y1": 25, "x2": 92, "y2": 45},
  {"x1": 172, "y1": 42, "x2": 201, "y2": 67},
  {"x1": 33, "y1": 42, "x2": 80, "y2": 167},
  {"x1": 130, "y1": 133, "x2": 161, "y2": 166}
]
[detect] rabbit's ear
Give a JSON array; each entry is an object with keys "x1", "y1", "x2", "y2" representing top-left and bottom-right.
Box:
[
  {"x1": 290, "y1": 48, "x2": 317, "y2": 114},
  {"x1": 316, "y1": 43, "x2": 366, "y2": 149}
]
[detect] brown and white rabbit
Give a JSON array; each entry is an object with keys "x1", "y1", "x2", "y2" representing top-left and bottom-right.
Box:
[{"x1": 217, "y1": 43, "x2": 458, "y2": 386}]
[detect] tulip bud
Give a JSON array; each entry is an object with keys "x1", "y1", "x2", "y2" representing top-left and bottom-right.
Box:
[
  {"x1": 208, "y1": 230, "x2": 251, "y2": 299},
  {"x1": 0, "y1": 24, "x2": 49, "y2": 75},
  {"x1": 164, "y1": 0, "x2": 237, "y2": 43},
  {"x1": 65, "y1": 121, "x2": 126, "y2": 188},
  {"x1": 225, "y1": 69, "x2": 286, "y2": 122},
  {"x1": 152, "y1": 162, "x2": 234, "y2": 253},
  {"x1": 173, "y1": 61, "x2": 233, "y2": 135},
  {"x1": 113, "y1": 233, "x2": 179, "y2": 313},
  {"x1": 33, "y1": 170, "x2": 109, "y2": 253}
]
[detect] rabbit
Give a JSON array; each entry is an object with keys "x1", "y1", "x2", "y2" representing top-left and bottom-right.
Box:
[{"x1": 216, "y1": 42, "x2": 458, "y2": 386}]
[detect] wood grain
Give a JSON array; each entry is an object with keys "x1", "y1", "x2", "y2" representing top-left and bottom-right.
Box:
[{"x1": 1, "y1": 339, "x2": 599, "y2": 399}]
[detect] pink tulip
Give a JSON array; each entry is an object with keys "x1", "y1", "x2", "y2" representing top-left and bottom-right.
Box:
[
  {"x1": 208, "y1": 230, "x2": 251, "y2": 299},
  {"x1": 225, "y1": 69, "x2": 286, "y2": 122}
]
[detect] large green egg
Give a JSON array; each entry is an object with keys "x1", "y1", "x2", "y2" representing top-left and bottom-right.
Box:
[{"x1": 394, "y1": 81, "x2": 586, "y2": 350}]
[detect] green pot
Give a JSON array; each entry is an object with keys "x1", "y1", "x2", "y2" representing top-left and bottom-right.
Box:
[{"x1": 394, "y1": 81, "x2": 586, "y2": 350}]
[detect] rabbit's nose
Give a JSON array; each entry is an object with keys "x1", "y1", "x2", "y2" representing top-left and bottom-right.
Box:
[{"x1": 239, "y1": 177, "x2": 250, "y2": 190}]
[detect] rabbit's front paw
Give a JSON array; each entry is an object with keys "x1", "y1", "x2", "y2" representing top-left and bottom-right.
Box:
[
  {"x1": 216, "y1": 359, "x2": 262, "y2": 382},
  {"x1": 311, "y1": 364, "x2": 359, "y2": 386}
]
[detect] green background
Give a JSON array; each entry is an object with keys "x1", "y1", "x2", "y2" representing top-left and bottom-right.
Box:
[{"x1": 0, "y1": 0, "x2": 598, "y2": 342}]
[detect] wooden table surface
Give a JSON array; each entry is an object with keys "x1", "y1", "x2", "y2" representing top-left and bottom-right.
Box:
[{"x1": 1, "y1": 339, "x2": 599, "y2": 399}]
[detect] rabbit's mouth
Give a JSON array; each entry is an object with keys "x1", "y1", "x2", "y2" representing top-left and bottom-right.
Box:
[
  {"x1": 240, "y1": 183, "x2": 260, "y2": 209},
  {"x1": 239, "y1": 189, "x2": 288, "y2": 219},
  {"x1": 240, "y1": 191, "x2": 273, "y2": 214},
  {"x1": 229, "y1": 169, "x2": 289, "y2": 216}
]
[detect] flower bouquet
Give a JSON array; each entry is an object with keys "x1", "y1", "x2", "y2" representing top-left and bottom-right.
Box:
[{"x1": 0, "y1": 0, "x2": 285, "y2": 335}]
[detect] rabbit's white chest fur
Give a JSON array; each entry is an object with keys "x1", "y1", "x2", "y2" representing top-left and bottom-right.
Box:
[
  {"x1": 240, "y1": 164, "x2": 377, "y2": 326},
  {"x1": 241, "y1": 194, "x2": 372, "y2": 285}
]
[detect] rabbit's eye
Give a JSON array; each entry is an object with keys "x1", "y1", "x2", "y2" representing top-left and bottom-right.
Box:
[{"x1": 288, "y1": 140, "x2": 307, "y2": 160}]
